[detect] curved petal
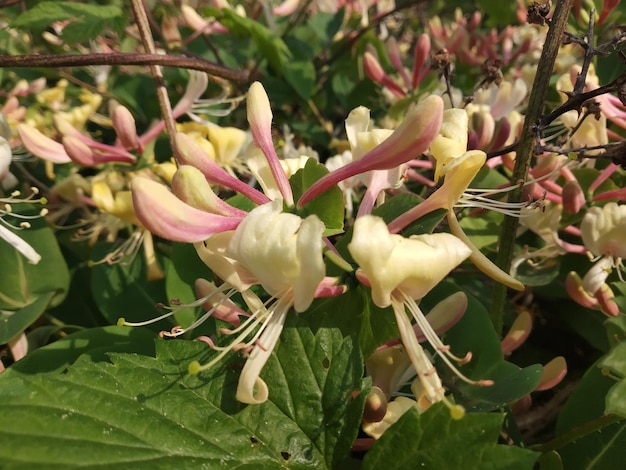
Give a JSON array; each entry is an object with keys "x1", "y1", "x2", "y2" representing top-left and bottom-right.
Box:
[
  {"x1": 17, "y1": 124, "x2": 71, "y2": 164},
  {"x1": 131, "y1": 177, "x2": 242, "y2": 243},
  {"x1": 236, "y1": 297, "x2": 290, "y2": 404},
  {"x1": 172, "y1": 165, "x2": 247, "y2": 217},
  {"x1": 298, "y1": 95, "x2": 443, "y2": 208}
]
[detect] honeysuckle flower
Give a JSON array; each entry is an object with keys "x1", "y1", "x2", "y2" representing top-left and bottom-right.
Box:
[
  {"x1": 348, "y1": 215, "x2": 491, "y2": 416},
  {"x1": 246, "y1": 150, "x2": 310, "y2": 202},
  {"x1": 298, "y1": 95, "x2": 444, "y2": 208},
  {"x1": 184, "y1": 200, "x2": 326, "y2": 404},
  {"x1": 389, "y1": 108, "x2": 526, "y2": 291}
]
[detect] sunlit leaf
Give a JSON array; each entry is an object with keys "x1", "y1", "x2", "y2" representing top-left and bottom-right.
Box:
[{"x1": 362, "y1": 403, "x2": 539, "y2": 469}]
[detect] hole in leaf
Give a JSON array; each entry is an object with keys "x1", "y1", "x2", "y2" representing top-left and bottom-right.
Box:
[
  {"x1": 322, "y1": 357, "x2": 330, "y2": 369},
  {"x1": 250, "y1": 436, "x2": 259, "y2": 444},
  {"x1": 280, "y1": 451, "x2": 291, "y2": 460}
]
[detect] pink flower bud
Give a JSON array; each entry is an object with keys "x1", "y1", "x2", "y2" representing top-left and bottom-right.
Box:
[
  {"x1": 412, "y1": 34, "x2": 431, "y2": 89},
  {"x1": 363, "y1": 51, "x2": 406, "y2": 99},
  {"x1": 247, "y1": 82, "x2": 293, "y2": 205},
  {"x1": 562, "y1": 180, "x2": 586, "y2": 214},
  {"x1": 111, "y1": 104, "x2": 138, "y2": 150}
]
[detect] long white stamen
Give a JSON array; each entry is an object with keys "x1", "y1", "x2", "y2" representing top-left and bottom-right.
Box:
[
  {"x1": 119, "y1": 285, "x2": 234, "y2": 327},
  {"x1": 400, "y1": 292, "x2": 492, "y2": 387}
]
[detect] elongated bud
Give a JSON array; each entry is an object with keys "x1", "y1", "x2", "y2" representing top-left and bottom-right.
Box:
[
  {"x1": 412, "y1": 33, "x2": 431, "y2": 89},
  {"x1": 176, "y1": 132, "x2": 269, "y2": 205},
  {"x1": 501, "y1": 310, "x2": 533, "y2": 356},
  {"x1": 387, "y1": 37, "x2": 411, "y2": 89},
  {"x1": 565, "y1": 271, "x2": 599, "y2": 308},
  {"x1": 363, "y1": 51, "x2": 406, "y2": 99},
  {"x1": 247, "y1": 81, "x2": 293, "y2": 205},
  {"x1": 111, "y1": 103, "x2": 138, "y2": 149},
  {"x1": 171, "y1": 165, "x2": 246, "y2": 217},
  {"x1": 596, "y1": 283, "x2": 620, "y2": 316},
  {"x1": 562, "y1": 180, "x2": 585, "y2": 214},
  {"x1": 63, "y1": 136, "x2": 96, "y2": 166},
  {"x1": 535, "y1": 356, "x2": 567, "y2": 391}
]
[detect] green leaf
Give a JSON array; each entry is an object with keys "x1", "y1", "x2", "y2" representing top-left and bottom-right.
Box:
[
  {"x1": 4, "y1": 326, "x2": 156, "y2": 376},
  {"x1": 307, "y1": 11, "x2": 344, "y2": 45},
  {"x1": 291, "y1": 159, "x2": 344, "y2": 237},
  {"x1": 164, "y1": 243, "x2": 214, "y2": 328},
  {"x1": 374, "y1": 193, "x2": 447, "y2": 236},
  {"x1": 362, "y1": 403, "x2": 539, "y2": 469},
  {"x1": 217, "y1": 9, "x2": 292, "y2": 73},
  {"x1": 0, "y1": 218, "x2": 69, "y2": 342},
  {"x1": 283, "y1": 60, "x2": 316, "y2": 100},
  {"x1": 514, "y1": 256, "x2": 561, "y2": 287},
  {"x1": 12, "y1": 2, "x2": 126, "y2": 44},
  {"x1": 0, "y1": 291, "x2": 54, "y2": 345},
  {"x1": 90, "y1": 244, "x2": 167, "y2": 330},
  {"x1": 598, "y1": 340, "x2": 626, "y2": 417},
  {"x1": 306, "y1": 284, "x2": 399, "y2": 358},
  {"x1": 0, "y1": 318, "x2": 366, "y2": 468},
  {"x1": 555, "y1": 362, "x2": 626, "y2": 468},
  {"x1": 459, "y1": 209, "x2": 504, "y2": 251},
  {"x1": 0, "y1": 219, "x2": 69, "y2": 310}
]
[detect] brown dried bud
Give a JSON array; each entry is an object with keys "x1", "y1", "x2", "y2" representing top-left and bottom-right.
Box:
[
  {"x1": 431, "y1": 48, "x2": 451, "y2": 71},
  {"x1": 527, "y1": 1, "x2": 552, "y2": 26},
  {"x1": 583, "y1": 99, "x2": 602, "y2": 120}
]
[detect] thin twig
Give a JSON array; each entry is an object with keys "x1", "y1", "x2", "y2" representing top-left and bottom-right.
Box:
[{"x1": 131, "y1": 0, "x2": 178, "y2": 156}]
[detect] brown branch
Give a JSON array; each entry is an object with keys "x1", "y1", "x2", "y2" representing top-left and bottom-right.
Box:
[{"x1": 0, "y1": 53, "x2": 247, "y2": 83}]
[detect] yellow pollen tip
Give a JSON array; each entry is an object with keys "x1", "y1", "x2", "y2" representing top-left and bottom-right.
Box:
[
  {"x1": 40, "y1": 197, "x2": 48, "y2": 204},
  {"x1": 117, "y1": 318, "x2": 126, "y2": 327},
  {"x1": 449, "y1": 404, "x2": 465, "y2": 420},
  {"x1": 188, "y1": 361, "x2": 202, "y2": 375}
]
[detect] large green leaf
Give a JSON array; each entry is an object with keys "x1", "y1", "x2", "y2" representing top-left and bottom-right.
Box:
[
  {"x1": 283, "y1": 60, "x2": 316, "y2": 100},
  {"x1": 12, "y1": 2, "x2": 126, "y2": 44},
  {"x1": 555, "y1": 361, "x2": 626, "y2": 469},
  {"x1": 362, "y1": 403, "x2": 539, "y2": 469},
  {"x1": 0, "y1": 318, "x2": 366, "y2": 468},
  {"x1": 216, "y1": 8, "x2": 292, "y2": 74},
  {"x1": 0, "y1": 218, "x2": 69, "y2": 343}
]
